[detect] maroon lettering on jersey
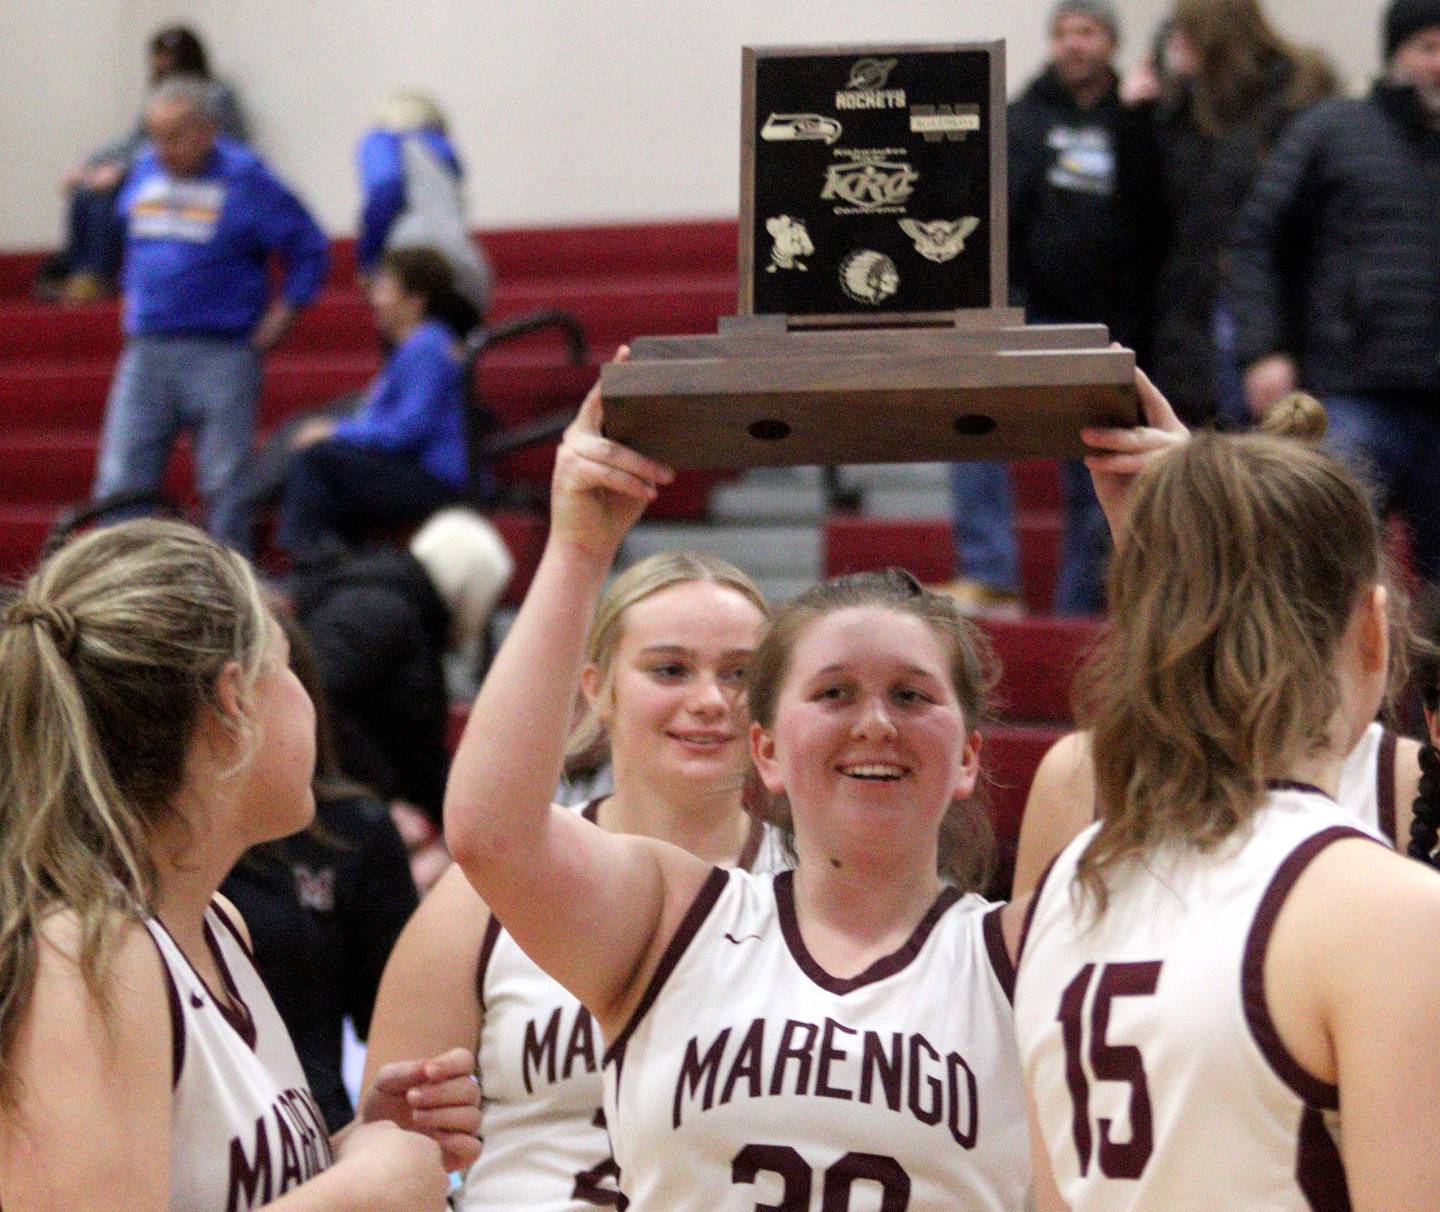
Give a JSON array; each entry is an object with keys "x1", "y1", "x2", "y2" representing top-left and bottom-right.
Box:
[{"x1": 672, "y1": 1017, "x2": 982, "y2": 1141}]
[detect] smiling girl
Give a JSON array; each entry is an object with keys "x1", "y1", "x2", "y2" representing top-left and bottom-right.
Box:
[
  {"x1": 361, "y1": 548, "x2": 781, "y2": 1208},
  {"x1": 441, "y1": 359, "x2": 1032, "y2": 1210}
]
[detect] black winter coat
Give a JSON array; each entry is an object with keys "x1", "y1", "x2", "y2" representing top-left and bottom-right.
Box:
[
  {"x1": 1150, "y1": 61, "x2": 1326, "y2": 421},
  {"x1": 290, "y1": 546, "x2": 452, "y2": 823},
  {"x1": 1007, "y1": 67, "x2": 1163, "y2": 357},
  {"x1": 1228, "y1": 82, "x2": 1440, "y2": 398}
]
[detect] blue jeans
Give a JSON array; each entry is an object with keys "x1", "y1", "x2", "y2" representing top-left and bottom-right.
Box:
[
  {"x1": 1055, "y1": 459, "x2": 1110, "y2": 615},
  {"x1": 275, "y1": 438, "x2": 460, "y2": 555},
  {"x1": 1324, "y1": 393, "x2": 1440, "y2": 585},
  {"x1": 93, "y1": 336, "x2": 261, "y2": 553},
  {"x1": 949, "y1": 461, "x2": 1019, "y2": 594}
]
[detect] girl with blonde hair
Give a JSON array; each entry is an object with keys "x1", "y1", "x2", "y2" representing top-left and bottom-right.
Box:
[
  {"x1": 0, "y1": 519, "x2": 476, "y2": 1211},
  {"x1": 362, "y1": 543, "x2": 781, "y2": 1208}
]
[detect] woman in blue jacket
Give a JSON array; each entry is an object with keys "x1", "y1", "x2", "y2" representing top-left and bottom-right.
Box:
[{"x1": 276, "y1": 247, "x2": 471, "y2": 555}]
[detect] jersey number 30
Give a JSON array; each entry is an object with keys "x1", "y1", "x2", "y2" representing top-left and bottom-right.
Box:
[
  {"x1": 1057, "y1": 960, "x2": 1163, "y2": 1180},
  {"x1": 733, "y1": 1144, "x2": 910, "y2": 1211}
]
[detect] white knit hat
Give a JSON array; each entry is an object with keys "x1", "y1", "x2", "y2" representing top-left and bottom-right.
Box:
[{"x1": 409, "y1": 509, "x2": 514, "y2": 657}]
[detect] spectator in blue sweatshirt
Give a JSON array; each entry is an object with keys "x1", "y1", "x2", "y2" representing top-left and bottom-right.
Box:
[
  {"x1": 92, "y1": 76, "x2": 328, "y2": 554},
  {"x1": 274, "y1": 247, "x2": 471, "y2": 555}
]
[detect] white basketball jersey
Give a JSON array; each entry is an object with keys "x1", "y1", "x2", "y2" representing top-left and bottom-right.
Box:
[
  {"x1": 1015, "y1": 785, "x2": 1382, "y2": 1211},
  {"x1": 603, "y1": 868, "x2": 1030, "y2": 1211},
  {"x1": 1087, "y1": 722, "x2": 1397, "y2": 845},
  {"x1": 1336, "y1": 721, "x2": 1398, "y2": 845},
  {"x1": 458, "y1": 805, "x2": 783, "y2": 1211},
  {"x1": 144, "y1": 903, "x2": 332, "y2": 1211}
]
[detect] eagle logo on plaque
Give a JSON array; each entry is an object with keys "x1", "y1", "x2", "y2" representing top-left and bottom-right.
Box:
[
  {"x1": 765, "y1": 215, "x2": 814, "y2": 272},
  {"x1": 839, "y1": 250, "x2": 900, "y2": 304},
  {"x1": 761, "y1": 113, "x2": 842, "y2": 144},
  {"x1": 899, "y1": 217, "x2": 981, "y2": 263}
]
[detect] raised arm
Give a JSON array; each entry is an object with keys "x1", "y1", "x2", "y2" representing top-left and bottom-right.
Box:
[
  {"x1": 1081, "y1": 365, "x2": 1189, "y2": 540},
  {"x1": 443, "y1": 360, "x2": 712, "y2": 1032}
]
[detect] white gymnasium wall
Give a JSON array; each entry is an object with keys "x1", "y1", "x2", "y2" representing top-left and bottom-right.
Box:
[{"x1": 2, "y1": 0, "x2": 1389, "y2": 250}]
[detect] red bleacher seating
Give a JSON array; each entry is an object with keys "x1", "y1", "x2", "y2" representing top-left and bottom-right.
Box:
[
  {"x1": 0, "y1": 220, "x2": 743, "y2": 584},
  {"x1": 2, "y1": 218, "x2": 1084, "y2": 895}
]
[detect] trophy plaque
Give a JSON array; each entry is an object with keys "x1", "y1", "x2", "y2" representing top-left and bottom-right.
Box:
[{"x1": 601, "y1": 42, "x2": 1137, "y2": 468}]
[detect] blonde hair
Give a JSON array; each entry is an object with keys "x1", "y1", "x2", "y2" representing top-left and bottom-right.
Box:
[
  {"x1": 565, "y1": 551, "x2": 769, "y2": 762},
  {"x1": 374, "y1": 91, "x2": 447, "y2": 134},
  {"x1": 747, "y1": 570, "x2": 999, "y2": 892},
  {"x1": 0, "y1": 520, "x2": 270, "y2": 1109},
  {"x1": 1074, "y1": 429, "x2": 1393, "y2": 911}
]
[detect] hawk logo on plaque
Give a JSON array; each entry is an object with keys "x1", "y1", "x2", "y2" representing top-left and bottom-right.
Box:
[
  {"x1": 761, "y1": 113, "x2": 842, "y2": 144},
  {"x1": 765, "y1": 215, "x2": 814, "y2": 272},
  {"x1": 910, "y1": 104, "x2": 982, "y2": 142},
  {"x1": 899, "y1": 216, "x2": 981, "y2": 263},
  {"x1": 839, "y1": 249, "x2": 900, "y2": 304},
  {"x1": 837, "y1": 57, "x2": 906, "y2": 110},
  {"x1": 821, "y1": 154, "x2": 919, "y2": 213}
]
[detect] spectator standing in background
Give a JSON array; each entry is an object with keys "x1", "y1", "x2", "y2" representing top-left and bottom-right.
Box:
[
  {"x1": 37, "y1": 26, "x2": 248, "y2": 304},
  {"x1": 1149, "y1": 0, "x2": 1336, "y2": 424},
  {"x1": 291, "y1": 508, "x2": 514, "y2": 891},
  {"x1": 949, "y1": 0, "x2": 1162, "y2": 616},
  {"x1": 222, "y1": 605, "x2": 420, "y2": 1134},
  {"x1": 1230, "y1": 0, "x2": 1440, "y2": 591},
  {"x1": 91, "y1": 76, "x2": 328, "y2": 555},
  {"x1": 357, "y1": 92, "x2": 494, "y2": 334},
  {"x1": 275, "y1": 248, "x2": 475, "y2": 557}
]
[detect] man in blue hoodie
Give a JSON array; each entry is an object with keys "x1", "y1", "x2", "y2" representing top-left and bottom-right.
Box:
[{"x1": 93, "y1": 75, "x2": 329, "y2": 553}]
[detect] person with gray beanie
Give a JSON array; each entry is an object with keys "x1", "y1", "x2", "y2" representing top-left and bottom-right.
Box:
[
  {"x1": 1229, "y1": 0, "x2": 1440, "y2": 589},
  {"x1": 947, "y1": 0, "x2": 1161, "y2": 617}
]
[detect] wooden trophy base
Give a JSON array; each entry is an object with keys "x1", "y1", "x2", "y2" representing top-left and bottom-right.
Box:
[{"x1": 599, "y1": 310, "x2": 1137, "y2": 469}]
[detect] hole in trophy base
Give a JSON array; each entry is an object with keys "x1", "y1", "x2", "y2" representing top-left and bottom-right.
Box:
[
  {"x1": 748, "y1": 419, "x2": 791, "y2": 441},
  {"x1": 953, "y1": 414, "x2": 997, "y2": 437}
]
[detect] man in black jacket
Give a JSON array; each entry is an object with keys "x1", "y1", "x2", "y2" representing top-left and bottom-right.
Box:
[
  {"x1": 949, "y1": 0, "x2": 1162, "y2": 615},
  {"x1": 1232, "y1": 0, "x2": 1440, "y2": 586}
]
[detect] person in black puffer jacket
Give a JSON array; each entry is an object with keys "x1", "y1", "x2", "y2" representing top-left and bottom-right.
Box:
[
  {"x1": 1148, "y1": 0, "x2": 1337, "y2": 424},
  {"x1": 1229, "y1": 0, "x2": 1440, "y2": 589}
]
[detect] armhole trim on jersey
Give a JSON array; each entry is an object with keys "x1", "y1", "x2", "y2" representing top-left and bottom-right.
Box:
[
  {"x1": 1015, "y1": 852, "x2": 1060, "y2": 969},
  {"x1": 209, "y1": 896, "x2": 254, "y2": 960},
  {"x1": 142, "y1": 925, "x2": 187, "y2": 1090},
  {"x1": 202, "y1": 915, "x2": 259, "y2": 1051},
  {"x1": 475, "y1": 912, "x2": 503, "y2": 1013},
  {"x1": 982, "y1": 905, "x2": 1016, "y2": 1003},
  {"x1": 1241, "y1": 824, "x2": 1375, "y2": 1111},
  {"x1": 602, "y1": 865, "x2": 730, "y2": 1069},
  {"x1": 1378, "y1": 728, "x2": 1398, "y2": 846}
]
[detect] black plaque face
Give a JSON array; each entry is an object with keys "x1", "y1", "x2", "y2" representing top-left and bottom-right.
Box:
[{"x1": 742, "y1": 44, "x2": 1004, "y2": 324}]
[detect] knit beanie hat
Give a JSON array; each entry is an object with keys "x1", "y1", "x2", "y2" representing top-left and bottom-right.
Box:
[
  {"x1": 1384, "y1": 0, "x2": 1440, "y2": 59},
  {"x1": 1050, "y1": 0, "x2": 1120, "y2": 41}
]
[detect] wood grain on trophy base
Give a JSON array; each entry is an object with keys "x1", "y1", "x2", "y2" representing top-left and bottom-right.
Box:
[{"x1": 600, "y1": 339, "x2": 1136, "y2": 468}]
